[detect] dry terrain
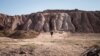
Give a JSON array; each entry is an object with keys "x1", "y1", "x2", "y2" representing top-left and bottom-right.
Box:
[{"x1": 0, "y1": 32, "x2": 100, "y2": 56}]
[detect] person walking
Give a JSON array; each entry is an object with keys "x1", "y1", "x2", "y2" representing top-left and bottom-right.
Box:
[{"x1": 50, "y1": 31, "x2": 53, "y2": 37}]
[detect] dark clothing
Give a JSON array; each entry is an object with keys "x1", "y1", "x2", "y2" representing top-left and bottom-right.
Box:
[{"x1": 50, "y1": 32, "x2": 53, "y2": 36}]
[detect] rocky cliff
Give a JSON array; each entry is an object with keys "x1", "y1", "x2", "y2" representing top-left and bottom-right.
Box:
[{"x1": 0, "y1": 9, "x2": 100, "y2": 33}]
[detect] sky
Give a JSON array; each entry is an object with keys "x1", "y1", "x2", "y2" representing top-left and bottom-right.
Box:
[{"x1": 0, "y1": 0, "x2": 100, "y2": 15}]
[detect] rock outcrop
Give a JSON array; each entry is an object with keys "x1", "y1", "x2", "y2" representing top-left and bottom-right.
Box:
[{"x1": 0, "y1": 9, "x2": 100, "y2": 33}]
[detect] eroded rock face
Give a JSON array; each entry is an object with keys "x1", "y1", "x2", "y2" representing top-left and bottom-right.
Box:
[{"x1": 0, "y1": 10, "x2": 100, "y2": 33}]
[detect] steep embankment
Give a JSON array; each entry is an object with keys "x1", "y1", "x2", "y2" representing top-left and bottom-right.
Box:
[{"x1": 0, "y1": 9, "x2": 100, "y2": 33}]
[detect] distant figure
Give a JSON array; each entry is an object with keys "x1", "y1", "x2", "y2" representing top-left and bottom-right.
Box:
[{"x1": 50, "y1": 31, "x2": 53, "y2": 37}]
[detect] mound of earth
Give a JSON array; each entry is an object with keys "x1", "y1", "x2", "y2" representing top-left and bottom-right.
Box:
[
  {"x1": 8, "y1": 31, "x2": 40, "y2": 39},
  {"x1": 0, "y1": 30, "x2": 39, "y2": 39}
]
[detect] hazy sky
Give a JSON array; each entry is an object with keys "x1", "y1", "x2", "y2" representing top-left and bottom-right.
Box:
[{"x1": 0, "y1": 0, "x2": 100, "y2": 15}]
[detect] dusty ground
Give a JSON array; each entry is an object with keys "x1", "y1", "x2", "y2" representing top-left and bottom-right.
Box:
[{"x1": 0, "y1": 32, "x2": 100, "y2": 56}]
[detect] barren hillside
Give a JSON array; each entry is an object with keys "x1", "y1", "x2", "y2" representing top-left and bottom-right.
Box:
[
  {"x1": 0, "y1": 9, "x2": 100, "y2": 33},
  {"x1": 0, "y1": 9, "x2": 100, "y2": 56}
]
